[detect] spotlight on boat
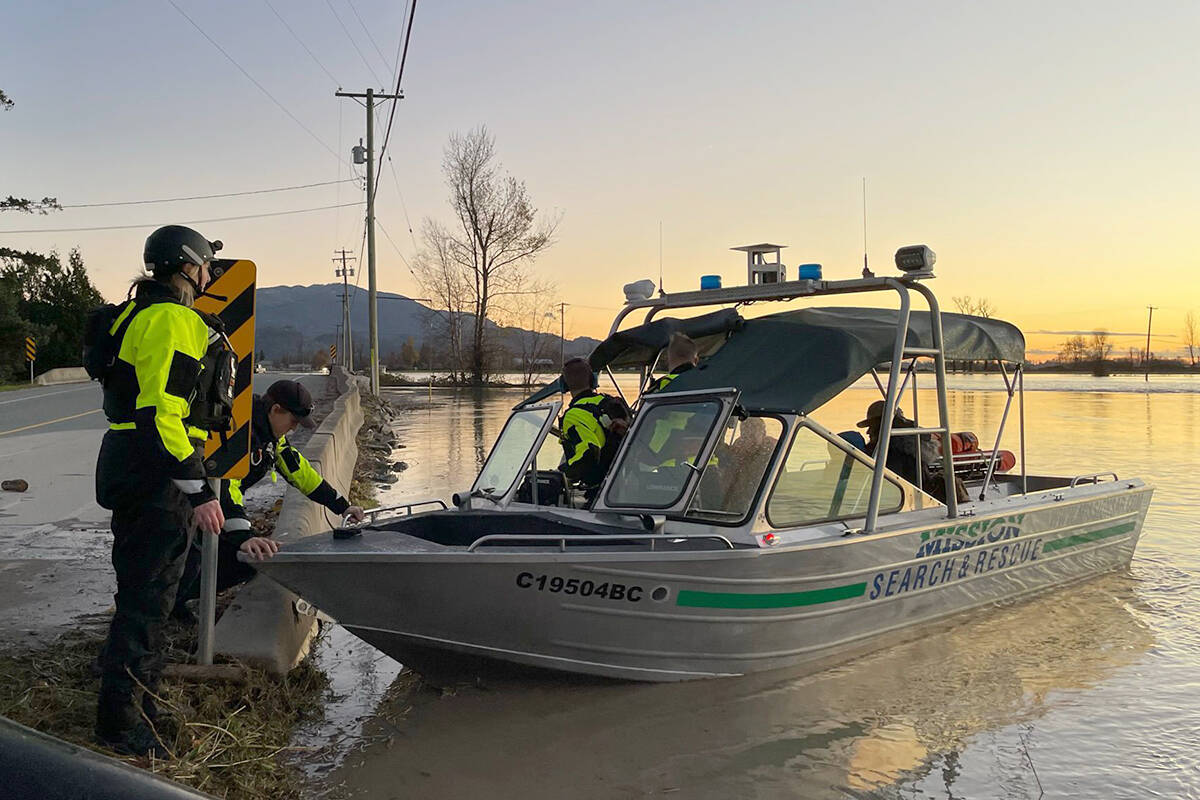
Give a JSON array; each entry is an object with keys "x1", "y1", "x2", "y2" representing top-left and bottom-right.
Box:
[
  {"x1": 623, "y1": 279, "x2": 657, "y2": 302},
  {"x1": 894, "y1": 244, "x2": 936, "y2": 274}
]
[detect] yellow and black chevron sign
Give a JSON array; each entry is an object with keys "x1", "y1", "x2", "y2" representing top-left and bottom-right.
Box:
[
  {"x1": 194, "y1": 259, "x2": 256, "y2": 480},
  {"x1": 329, "y1": 343, "x2": 337, "y2": 361},
  {"x1": 24, "y1": 336, "x2": 36, "y2": 361}
]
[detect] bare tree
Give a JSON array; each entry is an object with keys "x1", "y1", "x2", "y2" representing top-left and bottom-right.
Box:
[
  {"x1": 499, "y1": 279, "x2": 558, "y2": 387},
  {"x1": 414, "y1": 220, "x2": 470, "y2": 382},
  {"x1": 1059, "y1": 335, "x2": 1087, "y2": 367},
  {"x1": 414, "y1": 126, "x2": 559, "y2": 384},
  {"x1": 1184, "y1": 311, "x2": 1198, "y2": 367},
  {"x1": 951, "y1": 296, "x2": 996, "y2": 318},
  {"x1": 1089, "y1": 330, "x2": 1113, "y2": 376}
]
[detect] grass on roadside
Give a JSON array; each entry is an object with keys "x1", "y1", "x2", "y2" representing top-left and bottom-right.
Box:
[{"x1": 0, "y1": 614, "x2": 330, "y2": 800}]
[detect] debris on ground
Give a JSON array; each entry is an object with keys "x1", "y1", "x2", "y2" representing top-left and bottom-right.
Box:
[
  {"x1": 0, "y1": 616, "x2": 330, "y2": 799},
  {"x1": 2, "y1": 479, "x2": 29, "y2": 492}
]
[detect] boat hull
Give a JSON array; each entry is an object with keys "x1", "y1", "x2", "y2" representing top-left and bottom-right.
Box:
[{"x1": 260, "y1": 482, "x2": 1153, "y2": 681}]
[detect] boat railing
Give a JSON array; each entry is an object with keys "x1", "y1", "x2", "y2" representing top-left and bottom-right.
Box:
[
  {"x1": 358, "y1": 499, "x2": 448, "y2": 523},
  {"x1": 1070, "y1": 472, "x2": 1119, "y2": 488},
  {"x1": 466, "y1": 532, "x2": 735, "y2": 552}
]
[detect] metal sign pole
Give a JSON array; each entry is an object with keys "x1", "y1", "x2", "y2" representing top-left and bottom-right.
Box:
[
  {"x1": 196, "y1": 478, "x2": 220, "y2": 666},
  {"x1": 192, "y1": 258, "x2": 256, "y2": 666}
]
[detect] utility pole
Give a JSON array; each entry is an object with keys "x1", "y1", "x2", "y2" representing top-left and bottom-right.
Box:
[
  {"x1": 558, "y1": 302, "x2": 567, "y2": 368},
  {"x1": 333, "y1": 249, "x2": 355, "y2": 372},
  {"x1": 1144, "y1": 305, "x2": 1157, "y2": 382},
  {"x1": 336, "y1": 86, "x2": 404, "y2": 394}
]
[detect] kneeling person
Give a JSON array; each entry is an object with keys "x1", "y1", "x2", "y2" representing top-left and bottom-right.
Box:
[{"x1": 173, "y1": 380, "x2": 364, "y2": 617}]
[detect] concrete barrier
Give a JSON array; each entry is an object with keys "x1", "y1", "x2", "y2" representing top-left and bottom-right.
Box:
[
  {"x1": 213, "y1": 366, "x2": 364, "y2": 674},
  {"x1": 34, "y1": 367, "x2": 90, "y2": 386}
]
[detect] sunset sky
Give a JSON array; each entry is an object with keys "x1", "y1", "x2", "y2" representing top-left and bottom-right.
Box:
[{"x1": 3, "y1": 1, "x2": 1197, "y2": 359}]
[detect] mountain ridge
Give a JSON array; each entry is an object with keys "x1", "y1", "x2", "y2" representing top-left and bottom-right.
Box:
[{"x1": 254, "y1": 283, "x2": 600, "y2": 366}]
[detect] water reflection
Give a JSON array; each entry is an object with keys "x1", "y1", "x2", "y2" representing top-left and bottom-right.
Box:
[
  {"x1": 332, "y1": 575, "x2": 1151, "y2": 799},
  {"x1": 308, "y1": 380, "x2": 1200, "y2": 799}
]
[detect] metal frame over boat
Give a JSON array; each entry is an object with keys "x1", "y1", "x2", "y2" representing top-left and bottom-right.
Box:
[{"x1": 256, "y1": 245, "x2": 1153, "y2": 681}]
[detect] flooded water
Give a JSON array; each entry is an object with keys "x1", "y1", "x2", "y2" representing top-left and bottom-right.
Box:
[{"x1": 305, "y1": 374, "x2": 1200, "y2": 799}]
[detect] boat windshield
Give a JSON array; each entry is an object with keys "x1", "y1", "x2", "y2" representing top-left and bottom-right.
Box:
[
  {"x1": 474, "y1": 406, "x2": 553, "y2": 498},
  {"x1": 686, "y1": 415, "x2": 785, "y2": 522},
  {"x1": 605, "y1": 399, "x2": 724, "y2": 509}
]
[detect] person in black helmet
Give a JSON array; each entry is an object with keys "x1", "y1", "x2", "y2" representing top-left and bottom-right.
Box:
[
  {"x1": 558, "y1": 357, "x2": 629, "y2": 502},
  {"x1": 172, "y1": 379, "x2": 365, "y2": 617},
  {"x1": 92, "y1": 224, "x2": 228, "y2": 757}
]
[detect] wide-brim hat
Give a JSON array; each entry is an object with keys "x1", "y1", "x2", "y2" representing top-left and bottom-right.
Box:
[{"x1": 856, "y1": 399, "x2": 907, "y2": 428}]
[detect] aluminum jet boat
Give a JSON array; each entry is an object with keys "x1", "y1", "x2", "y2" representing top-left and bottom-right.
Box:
[{"x1": 256, "y1": 244, "x2": 1153, "y2": 681}]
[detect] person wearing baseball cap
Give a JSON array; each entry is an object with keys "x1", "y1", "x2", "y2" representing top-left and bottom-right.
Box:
[{"x1": 173, "y1": 379, "x2": 365, "y2": 619}]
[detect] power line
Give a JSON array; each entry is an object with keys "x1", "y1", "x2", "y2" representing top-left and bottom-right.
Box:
[
  {"x1": 324, "y1": 0, "x2": 387, "y2": 87},
  {"x1": 346, "y1": 0, "x2": 392, "y2": 73},
  {"x1": 165, "y1": 0, "x2": 348, "y2": 168},
  {"x1": 376, "y1": 219, "x2": 416, "y2": 276},
  {"x1": 62, "y1": 179, "x2": 357, "y2": 208},
  {"x1": 0, "y1": 202, "x2": 363, "y2": 233},
  {"x1": 378, "y1": 0, "x2": 417, "y2": 166},
  {"x1": 263, "y1": 0, "x2": 341, "y2": 87},
  {"x1": 385, "y1": 154, "x2": 418, "y2": 251},
  {"x1": 388, "y1": 0, "x2": 410, "y2": 89},
  {"x1": 369, "y1": 0, "x2": 416, "y2": 213}
]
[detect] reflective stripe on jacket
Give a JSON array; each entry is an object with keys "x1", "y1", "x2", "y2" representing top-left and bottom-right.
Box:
[
  {"x1": 105, "y1": 290, "x2": 210, "y2": 482},
  {"x1": 217, "y1": 395, "x2": 350, "y2": 544},
  {"x1": 561, "y1": 394, "x2": 606, "y2": 466}
]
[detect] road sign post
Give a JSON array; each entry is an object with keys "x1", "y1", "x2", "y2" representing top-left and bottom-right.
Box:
[
  {"x1": 24, "y1": 337, "x2": 35, "y2": 383},
  {"x1": 193, "y1": 259, "x2": 257, "y2": 666}
]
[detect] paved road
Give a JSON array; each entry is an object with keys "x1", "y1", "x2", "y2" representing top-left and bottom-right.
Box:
[
  {"x1": 0, "y1": 373, "x2": 325, "y2": 438},
  {"x1": 0, "y1": 372, "x2": 331, "y2": 646}
]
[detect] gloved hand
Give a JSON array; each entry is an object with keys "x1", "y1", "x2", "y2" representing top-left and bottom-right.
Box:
[
  {"x1": 193, "y1": 499, "x2": 224, "y2": 536},
  {"x1": 239, "y1": 536, "x2": 280, "y2": 561},
  {"x1": 344, "y1": 506, "x2": 366, "y2": 524}
]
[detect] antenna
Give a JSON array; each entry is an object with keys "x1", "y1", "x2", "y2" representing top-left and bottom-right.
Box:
[
  {"x1": 658, "y1": 220, "x2": 665, "y2": 295},
  {"x1": 862, "y1": 177, "x2": 873, "y2": 278}
]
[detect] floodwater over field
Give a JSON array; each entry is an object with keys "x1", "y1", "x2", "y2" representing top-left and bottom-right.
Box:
[{"x1": 302, "y1": 374, "x2": 1200, "y2": 799}]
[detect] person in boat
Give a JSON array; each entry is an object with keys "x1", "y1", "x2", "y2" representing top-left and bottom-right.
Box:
[
  {"x1": 645, "y1": 332, "x2": 699, "y2": 394},
  {"x1": 711, "y1": 416, "x2": 779, "y2": 512},
  {"x1": 858, "y1": 399, "x2": 932, "y2": 489},
  {"x1": 858, "y1": 400, "x2": 968, "y2": 503},
  {"x1": 558, "y1": 357, "x2": 630, "y2": 502},
  {"x1": 171, "y1": 380, "x2": 365, "y2": 620}
]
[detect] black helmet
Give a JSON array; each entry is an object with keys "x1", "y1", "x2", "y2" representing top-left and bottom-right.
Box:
[{"x1": 144, "y1": 225, "x2": 223, "y2": 277}]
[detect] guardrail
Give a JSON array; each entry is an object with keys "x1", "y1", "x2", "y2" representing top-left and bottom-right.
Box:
[{"x1": 466, "y1": 532, "x2": 735, "y2": 552}]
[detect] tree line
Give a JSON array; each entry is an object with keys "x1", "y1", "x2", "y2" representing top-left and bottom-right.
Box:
[
  {"x1": 1053, "y1": 314, "x2": 1200, "y2": 375},
  {"x1": 1, "y1": 89, "x2": 106, "y2": 382}
]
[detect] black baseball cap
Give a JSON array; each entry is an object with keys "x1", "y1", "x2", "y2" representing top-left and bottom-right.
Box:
[{"x1": 264, "y1": 379, "x2": 316, "y2": 428}]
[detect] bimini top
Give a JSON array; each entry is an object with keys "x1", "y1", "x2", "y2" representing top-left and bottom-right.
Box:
[{"x1": 520, "y1": 307, "x2": 1024, "y2": 414}]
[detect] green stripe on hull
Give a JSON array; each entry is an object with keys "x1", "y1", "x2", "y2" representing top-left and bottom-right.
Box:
[
  {"x1": 676, "y1": 582, "x2": 867, "y2": 609},
  {"x1": 673, "y1": 520, "x2": 1137, "y2": 610},
  {"x1": 1042, "y1": 521, "x2": 1137, "y2": 553}
]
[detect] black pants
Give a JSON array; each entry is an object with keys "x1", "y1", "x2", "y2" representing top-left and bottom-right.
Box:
[
  {"x1": 95, "y1": 431, "x2": 194, "y2": 738},
  {"x1": 174, "y1": 534, "x2": 257, "y2": 611}
]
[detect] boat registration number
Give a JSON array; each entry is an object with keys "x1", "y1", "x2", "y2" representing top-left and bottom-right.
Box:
[{"x1": 516, "y1": 572, "x2": 644, "y2": 602}]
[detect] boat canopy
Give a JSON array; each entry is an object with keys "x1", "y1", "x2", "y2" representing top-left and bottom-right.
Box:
[{"x1": 519, "y1": 306, "x2": 1024, "y2": 414}]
